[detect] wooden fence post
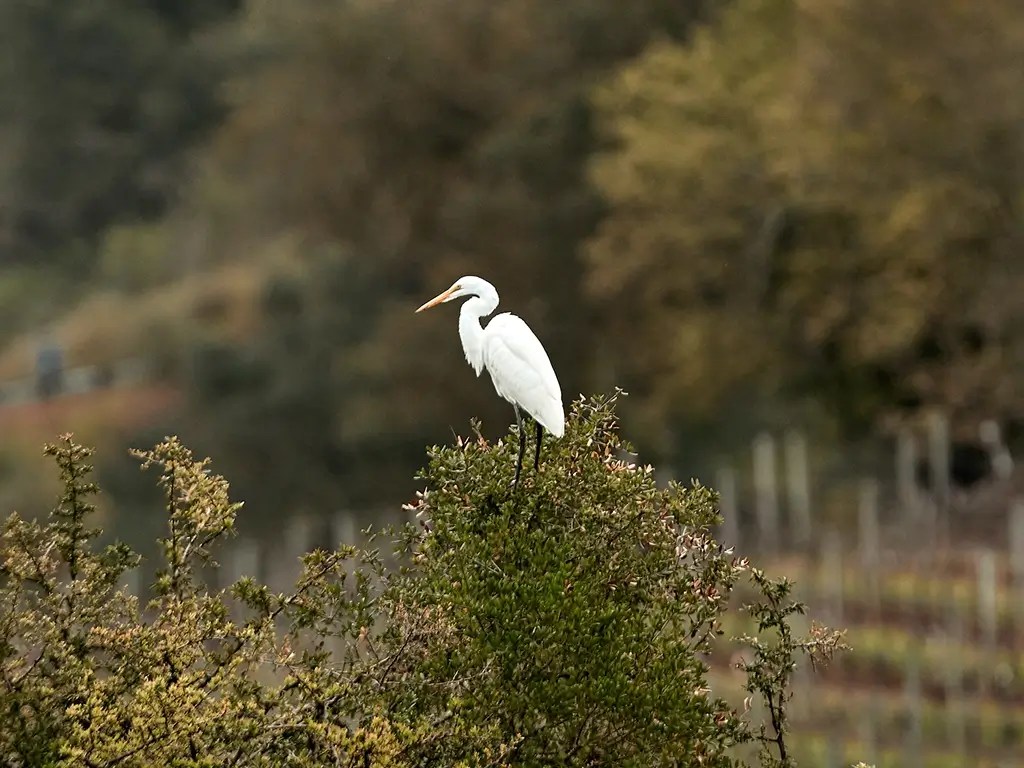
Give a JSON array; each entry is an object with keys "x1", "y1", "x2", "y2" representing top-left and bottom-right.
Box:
[
  {"x1": 858, "y1": 478, "x2": 881, "y2": 615},
  {"x1": 927, "y1": 411, "x2": 950, "y2": 544},
  {"x1": 945, "y1": 605, "x2": 967, "y2": 757},
  {"x1": 859, "y1": 697, "x2": 878, "y2": 767},
  {"x1": 904, "y1": 655, "x2": 923, "y2": 768},
  {"x1": 784, "y1": 430, "x2": 812, "y2": 549},
  {"x1": 225, "y1": 536, "x2": 262, "y2": 582},
  {"x1": 979, "y1": 419, "x2": 1014, "y2": 480},
  {"x1": 919, "y1": 496, "x2": 939, "y2": 565},
  {"x1": 753, "y1": 433, "x2": 779, "y2": 555},
  {"x1": 976, "y1": 548, "x2": 998, "y2": 699},
  {"x1": 821, "y1": 529, "x2": 844, "y2": 628},
  {"x1": 333, "y1": 511, "x2": 359, "y2": 597},
  {"x1": 121, "y1": 567, "x2": 141, "y2": 599},
  {"x1": 825, "y1": 734, "x2": 842, "y2": 768},
  {"x1": 1010, "y1": 501, "x2": 1024, "y2": 639},
  {"x1": 716, "y1": 466, "x2": 740, "y2": 552},
  {"x1": 264, "y1": 516, "x2": 314, "y2": 591},
  {"x1": 791, "y1": 657, "x2": 813, "y2": 723},
  {"x1": 334, "y1": 511, "x2": 358, "y2": 547},
  {"x1": 223, "y1": 537, "x2": 261, "y2": 620},
  {"x1": 896, "y1": 428, "x2": 919, "y2": 520},
  {"x1": 976, "y1": 549, "x2": 998, "y2": 645}
]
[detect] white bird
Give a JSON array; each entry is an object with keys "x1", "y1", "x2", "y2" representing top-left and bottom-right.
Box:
[{"x1": 416, "y1": 275, "x2": 564, "y2": 488}]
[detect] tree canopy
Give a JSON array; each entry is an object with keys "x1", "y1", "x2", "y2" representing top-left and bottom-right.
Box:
[
  {"x1": 158, "y1": 0, "x2": 712, "y2": 510},
  {"x1": 586, "y1": 0, "x2": 1024, "y2": 455},
  {"x1": 0, "y1": 0, "x2": 239, "y2": 269},
  {"x1": 3, "y1": 0, "x2": 1024, "y2": 518}
]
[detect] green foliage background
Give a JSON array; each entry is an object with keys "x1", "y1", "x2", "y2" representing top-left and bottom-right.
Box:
[{"x1": 1, "y1": 0, "x2": 1022, "y2": 523}]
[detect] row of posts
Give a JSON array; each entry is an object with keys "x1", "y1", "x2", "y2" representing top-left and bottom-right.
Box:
[
  {"x1": 746, "y1": 415, "x2": 1023, "y2": 766},
  {"x1": 716, "y1": 414, "x2": 1021, "y2": 562}
]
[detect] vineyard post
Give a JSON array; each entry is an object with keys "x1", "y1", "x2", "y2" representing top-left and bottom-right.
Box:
[
  {"x1": 903, "y1": 654, "x2": 924, "y2": 768},
  {"x1": 1010, "y1": 501, "x2": 1024, "y2": 639},
  {"x1": 976, "y1": 548, "x2": 998, "y2": 699},
  {"x1": 121, "y1": 565, "x2": 142, "y2": 599},
  {"x1": 821, "y1": 528, "x2": 845, "y2": 631},
  {"x1": 976, "y1": 549, "x2": 998, "y2": 648},
  {"x1": 329, "y1": 510, "x2": 360, "y2": 656},
  {"x1": 715, "y1": 465, "x2": 740, "y2": 553},
  {"x1": 945, "y1": 604, "x2": 967, "y2": 756},
  {"x1": 979, "y1": 419, "x2": 1014, "y2": 480},
  {"x1": 896, "y1": 427, "x2": 920, "y2": 523},
  {"x1": 753, "y1": 432, "x2": 779, "y2": 555},
  {"x1": 859, "y1": 698, "x2": 878, "y2": 767},
  {"x1": 825, "y1": 733, "x2": 842, "y2": 768},
  {"x1": 333, "y1": 511, "x2": 359, "y2": 596},
  {"x1": 919, "y1": 496, "x2": 939, "y2": 568},
  {"x1": 784, "y1": 429, "x2": 812, "y2": 550},
  {"x1": 223, "y1": 536, "x2": 262, "y2": 619},
  {"x1": 858, "y1": 478, "x2": 881, "y2": 617},
  {"x1": 926, "y1": 411, "x2": 950, "y2": 547},
  {"x1": 265, "y1": 515, "x2": 313, "y2": 591}
]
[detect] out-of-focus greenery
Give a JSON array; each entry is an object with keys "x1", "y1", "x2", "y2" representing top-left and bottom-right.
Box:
[
  {"x1": 1, "y1": 0, "x2": 1023, "y2": 521},
  {"x1": 587, "y1": 0, "x2": 1024, "y2": 451},
  {"x1": 0, "y1": 0, "x2": 240, "y2": 344},
  {"x1": 0, "y1": 0, "x2": 239, "y2": 268},
  {"x1": 106, "y1": 0, "x2": 715, "y2": 517}
]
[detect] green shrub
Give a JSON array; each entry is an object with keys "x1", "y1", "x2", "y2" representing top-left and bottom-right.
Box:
[{"x1": 0, "y1": 393, "x2": 843, "y2": 766}]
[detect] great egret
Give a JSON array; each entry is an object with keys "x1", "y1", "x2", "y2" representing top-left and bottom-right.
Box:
[{"x1": 416, "y1": 276, "x2": 564, "y2": 488}]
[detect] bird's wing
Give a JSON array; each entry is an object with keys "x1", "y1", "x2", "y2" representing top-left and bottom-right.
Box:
[{"x1": 483, "y1": 313, "x2": 564, "y2": 436}]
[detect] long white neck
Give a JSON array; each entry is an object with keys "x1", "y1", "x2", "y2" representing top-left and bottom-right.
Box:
[{"x1": 459, "y1": 292, "x2": 499, "y2": 376}]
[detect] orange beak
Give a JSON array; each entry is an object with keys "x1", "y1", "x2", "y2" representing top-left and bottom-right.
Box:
[{"x1": 415, "y1": 285, "x2": 459, "y2": 313}]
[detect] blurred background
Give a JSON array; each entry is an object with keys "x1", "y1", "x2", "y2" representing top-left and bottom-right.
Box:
[{"x1": 1, "y1": 1, "x2": 1023, "y2": 764}]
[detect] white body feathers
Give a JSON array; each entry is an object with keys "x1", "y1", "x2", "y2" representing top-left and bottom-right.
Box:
[
  {"x1": 465, "y1": 311, "x2": 564, "y2": 437},
  {"x1": 420, "y1": 276, "x2": 565, "y2": 437}
]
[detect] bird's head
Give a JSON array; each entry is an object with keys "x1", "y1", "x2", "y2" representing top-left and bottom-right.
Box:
[{"x1": 416, "y1": 276, "x2": 495, "y2": 312}]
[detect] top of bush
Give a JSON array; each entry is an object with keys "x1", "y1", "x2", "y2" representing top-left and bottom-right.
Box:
[{"x1": 0, "y1": 392, "x2": 842, "y2": 767}]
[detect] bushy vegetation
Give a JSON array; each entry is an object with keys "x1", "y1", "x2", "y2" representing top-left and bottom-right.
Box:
[{"x1": 1, "y1": 395, "x2": 843, "y2": 766}]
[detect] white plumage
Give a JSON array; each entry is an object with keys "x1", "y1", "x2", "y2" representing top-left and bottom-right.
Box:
[
  {"x1": 416, "y1": 275, "x2": 565, "y2": 484},
  {"x1": 481, "y1": 314, "x2": 564, "y2": 437}
]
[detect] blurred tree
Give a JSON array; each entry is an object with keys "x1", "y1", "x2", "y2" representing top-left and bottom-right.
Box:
[
  {"x1": 184, "y1": 264, "x2": 348, "y2": 527},
  {"x1": 0, "y1": 0, "x2": 241, "y2": 271},
  {"x1": 176, "y1": 0, "x2": 712, "y2": 510},
  {"x1": 586, "y1": 0, "x2": 1024, "y2": 460},
  {"x1": 98, "y1": 222, "x2": 175, "y2": 291}
]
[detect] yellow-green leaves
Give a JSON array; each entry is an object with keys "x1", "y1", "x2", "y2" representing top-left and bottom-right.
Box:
[
  {"x1": 587, "y1": 0, "x2": 1024, "y2": 442},
  {"x1": 3, "y1": 401, "x2": 838, "y2": 766}
]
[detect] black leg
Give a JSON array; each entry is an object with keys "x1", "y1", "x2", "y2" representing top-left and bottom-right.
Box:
[
  {"x1": 534, "y1": 420, "x2": 543, "y2": 471},
  {"x1": 513, "y1": 405, "x2": 525, "y2": 490}
]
